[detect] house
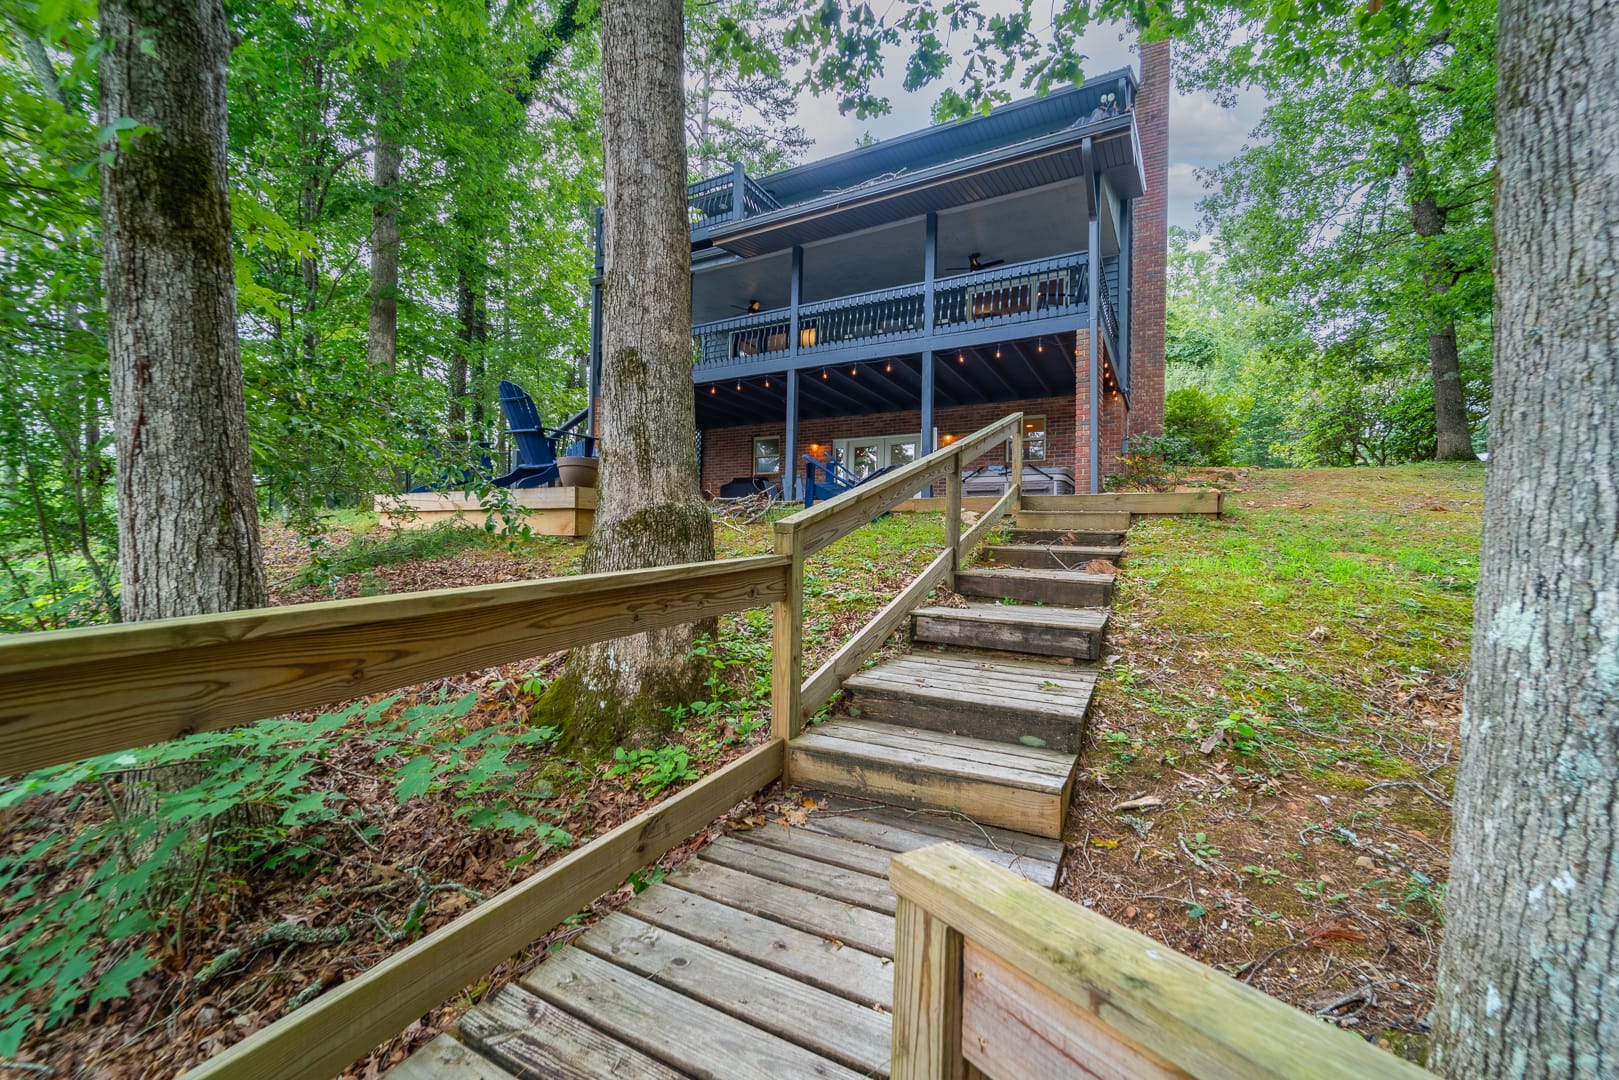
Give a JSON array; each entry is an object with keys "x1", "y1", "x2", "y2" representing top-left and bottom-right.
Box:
[{"x1": 588, "y1": 44, "x2": 1169, "y2": 499}]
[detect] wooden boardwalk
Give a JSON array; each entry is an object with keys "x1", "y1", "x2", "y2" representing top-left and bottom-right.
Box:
[
  {"x1": 396, "y1": 510, "x2": 1121, "y2": 1079},
  {"x1": 417, "y1": 798, "x2": 1062, "y2": 1079}
]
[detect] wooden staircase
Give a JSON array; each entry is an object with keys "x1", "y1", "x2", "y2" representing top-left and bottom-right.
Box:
[{"x1": 786, "y1": 503, "x2": 1126, "y2": 841}]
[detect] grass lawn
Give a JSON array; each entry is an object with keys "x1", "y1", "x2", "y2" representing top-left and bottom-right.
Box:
[{"x1": 1059, "y1": 463, "x2": 1483, "y2": 1059}]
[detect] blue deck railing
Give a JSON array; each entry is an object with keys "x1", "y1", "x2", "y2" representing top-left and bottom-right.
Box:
[{"x1": 692, "y1": 251, "x2": 1091, "y2": 373}]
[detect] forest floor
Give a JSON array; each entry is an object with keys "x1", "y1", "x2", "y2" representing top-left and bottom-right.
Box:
[{"x1": 0, "y1": 465, "x2": 1480, "y2": 1076}]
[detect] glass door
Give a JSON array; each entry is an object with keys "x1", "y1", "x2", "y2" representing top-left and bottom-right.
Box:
[{"x1": 833, "y1": 434, "x2": 920, "y2": 479}]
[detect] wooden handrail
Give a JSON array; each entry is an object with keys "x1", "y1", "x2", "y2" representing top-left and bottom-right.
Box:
[
  {"x1": 772, "y1": 412, "x2": 1023, "y2": 748},
  {"x1": 0, "y1": 555, "x2": 791, "y2": 776},
  {"x1": 890, "y1": 844, "x2": 1431, "y2": 1080}
]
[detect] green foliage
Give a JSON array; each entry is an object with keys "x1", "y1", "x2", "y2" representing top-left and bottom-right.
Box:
[
  {"x1": 1163, "y1": 387, "x2": 1238, "y2": 466},
  {"x1": 1106, "y1": 434, "x2": 1191, "y2": 492},
  {"x1": 606, "y1": 745, "x2": 699, "y2": 795},
  {"x1": 0, "y1": 692, "x2": 565, "y2": 1050}
]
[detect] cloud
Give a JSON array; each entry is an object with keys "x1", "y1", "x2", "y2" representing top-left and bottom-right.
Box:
[{"x1": 779, "y1": 22, "x2": 1267, "y2": 233}]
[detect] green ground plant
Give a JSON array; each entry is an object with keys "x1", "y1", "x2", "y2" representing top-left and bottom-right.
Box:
[{"x1": 0, "y1": 691, "x2": 567, "y2": 1053}]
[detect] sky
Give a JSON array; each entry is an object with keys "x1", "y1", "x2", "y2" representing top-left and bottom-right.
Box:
[{"x1": 783, "y1": 23, "x2": 1267, "y2": 236}]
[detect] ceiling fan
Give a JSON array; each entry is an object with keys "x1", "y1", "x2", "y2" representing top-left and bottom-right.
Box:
[
  {"x1": 728, "y1": 299, "x2": 764, "y2": 313},
  {"x1": 943, "y1": 252, "x2": 1005, "y2": 274}
]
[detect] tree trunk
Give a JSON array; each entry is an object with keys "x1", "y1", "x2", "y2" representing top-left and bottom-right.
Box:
[
  {"x1": 542, "y1": 0, "x2": 713, "y2": 755},
  {"x1": 1430, "y1": 2, "x2": 1618, "y2": 1075},
  {"x1": 1389, "y1": 53, "x2": 1476, "y2": 462},
  {"x1": 1410, "y1": 194, "x2": 1475, "y2": 461},
  {"x1": 100, "y1": 0, "x2": 267, "y2": 621},
  {"x1": 366, "y1": 64, "x2": 403, "y2": 376}
]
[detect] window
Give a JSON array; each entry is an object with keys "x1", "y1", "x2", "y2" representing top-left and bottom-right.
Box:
[
  {"x1": 1023, "y1": 416, "x2": 1047, "y2": 461},
  {"x1": 753, "y1": 436, "x2": 782, "y2": 475}
]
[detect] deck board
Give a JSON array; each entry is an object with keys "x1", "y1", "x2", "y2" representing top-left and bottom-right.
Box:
[
  {"x1": 576, "y1": 911, "x2": 892, "y2": 1076},
  {"x1": 523, "y1": 948, "x2": 867, "y2": 1080},
  {"x1": 666, "y1": 857, "x2": 897, "y2": 956},
  {"x1": 457, "y1": 987, "x2": 687, "y2": 1079},
  {"x1": 622, "y1": 882, "x2": 894, "y2": 1008}
]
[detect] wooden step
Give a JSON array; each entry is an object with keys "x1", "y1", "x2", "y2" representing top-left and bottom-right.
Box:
[
  {"x1": 843, "y1": 652, "x2": 1096, "y2": 750},
  {"x1": 911, "y1": 603, "x2": 1107, "y2": 660},
  {"x1": 1014, "y1": 509, "x2": 1131, "y2": 532},
  {"x1": 1006, "y1": 527, "x2": 1126, "y2": 546},
  {"x1": 789, "y1": 718, "x2": 1077, "y2": 838},
  {"x1": 984, "y1": 543, "x2": 1124, "y2": 569},
  {"x1": 954, "y1": 566, "x2": 1113, "y2": 607}
]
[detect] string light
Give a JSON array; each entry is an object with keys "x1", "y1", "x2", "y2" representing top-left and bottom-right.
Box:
[
  {"x1": 736, "y1": 382, "x2": 742, "y2": 391},
  {"x1": 1037, "y1": 340, "x2": 1044, "y2": 353},
  {"x1": 957, "y1": 353, "x2": 965, "y2": 364},
  {"x1": 710, "y1": 386, "x2": 717, "y2": 394},
  {"x1": 822, "y1": 369, "x2": 829, "y2": 379},
  {"x1": 850, "y1": 367, "x2": 857, "y2": 377},
  {"x1": 885, "y1": 363, "x2": 892, "y2": 373},
  {"x1": 995, "y1": 344, "x2": 1002, "y2": 359},
  {"x1": 764, "y1": 378, "x2": 771, "y2": 388}
]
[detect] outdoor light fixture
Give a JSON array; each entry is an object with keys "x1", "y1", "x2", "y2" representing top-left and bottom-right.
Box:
[
  {"x1": 995, "y1": 345, "x2": 1001, "y2": 359},
  {"x1": 851, "y1": 367, "x2": 857, "y2": 376},
  {"x1": 885, "y1": 363, "x2": 892, "y2": 373},
  {"x1": 736, "y1": 382, "x2": 742, "y2": 391},
  {"x1": 710, "y1": 386, "x2": 717, "y2": 394},
  {"x1": 1037, "y1": 341, "x2": 1044, "y2": 353},
  {"x1": 822, "y1": 369, "x2": 829, "y2": 379},
  {"x1": 957, "y1": 353, "x2": 965, "y2": 363},
  {"x1": 764, "y1": 378, "x2": 771, "y2": 388}
]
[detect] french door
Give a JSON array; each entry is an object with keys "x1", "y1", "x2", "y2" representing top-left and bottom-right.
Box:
[{"x1": 833, "y1": 433, "x2": 921, "y2": 479}]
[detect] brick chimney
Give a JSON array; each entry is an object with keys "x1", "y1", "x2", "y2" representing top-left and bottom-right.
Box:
[{"x1": 1129, "y1": 38, "x2": 1171, "y2": 442}]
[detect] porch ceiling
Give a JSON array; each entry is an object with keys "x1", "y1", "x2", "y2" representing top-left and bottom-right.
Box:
[{"x1": 694, "y1": 337, "x2": 1077, "y2": 428}]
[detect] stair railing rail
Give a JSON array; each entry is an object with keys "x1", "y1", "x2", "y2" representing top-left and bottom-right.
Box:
[
  {"x1": 890, "y1": 842, "x2": 1433, "y2": 1080},
  {"x1": 770, "y1": 411, "x2": 1024, "y2": 761}
]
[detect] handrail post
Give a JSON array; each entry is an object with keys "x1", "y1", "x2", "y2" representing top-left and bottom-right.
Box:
[
  {"x1": 945, "y1": 447, "x2": 963, "y2": 576},
  {"x1": 771, "y1": 522, "x2": 805, "y2": 765},
  {"x1": 892, "y1": 894, "x2": 967, "y2": 1080},
  {"x1": 1008, "y1": 411, "x2": 1024, "y2": 509}
]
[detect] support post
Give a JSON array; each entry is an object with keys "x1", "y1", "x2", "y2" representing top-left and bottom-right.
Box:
[
  {"x1": 770, "y1": 523, "x2": 805, "y2": 762},
  {"x1": 1087, "y1": 175, "x2": 1102, "y2": 494},
  {"x1": 891, "y1": 896, "x2": 967, "y2": 1080},
  {"x1": 784, "y1": 368, "x2": 800, "y2": 501},
  {"x1": 920, "y1": 350, "x2": 936, "y2": 453},
  {"x1": 1008, "y1": 412, "x2": 1024, "y2": 509},
  {"x1": 1118, "y1": 199, "x2": 1133, "y2": 396},
  {"x1": 945, "y1": 448, "x2": 963, "y2": 576},
  {"x1": 731, "y1": 161, "x2": 746, "y2": 221},
  {"x1": 923, "y1": 211, "x2": 938, "y2": 333}
]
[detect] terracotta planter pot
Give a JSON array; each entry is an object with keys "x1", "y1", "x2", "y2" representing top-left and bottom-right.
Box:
[{"x1": 557, "y1": 456, "x2": 598, "y2": 488}]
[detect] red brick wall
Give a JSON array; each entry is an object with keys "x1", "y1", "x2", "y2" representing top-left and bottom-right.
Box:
[
  {"x1": 1072, "y1": 329, "x2": 1132, "y2": 490},
  {"x1": 1128, "y1": 38, "x2": 1170, "y2": 444},
  {"x1": 700, "y1": 395, "x2": 1075, "y2": 496}
]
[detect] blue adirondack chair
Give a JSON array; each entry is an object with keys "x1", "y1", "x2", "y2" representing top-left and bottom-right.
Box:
[
  {"x1": 493, "y1": 380, "x2": 562, "y2": 489},
  {"x1": 802, "y1": 454, "x2": 901, "y2": 508}
]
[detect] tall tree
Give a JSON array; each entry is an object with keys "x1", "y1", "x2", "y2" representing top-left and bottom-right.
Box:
[
  {"x1": 1191, "y1": 5, "x2": 1494, "y2": 462},
  {"x1": 1430, "y1": 0, "x2": 1618, "y2": 1071},
  {"x1": 684, "y1": 0, "x2": 812, "y2": 177},
  {"x1": 543, "y1": 0, "x2": 714, "y2": 753},
  {"x1": 99, "y1": 0, "x2": 266, "y2": 619}
]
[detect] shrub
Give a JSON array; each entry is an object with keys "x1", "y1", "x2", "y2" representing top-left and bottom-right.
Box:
[{"x1": 1164, "y1": 386, "x2": 1239, "y2": 466}]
